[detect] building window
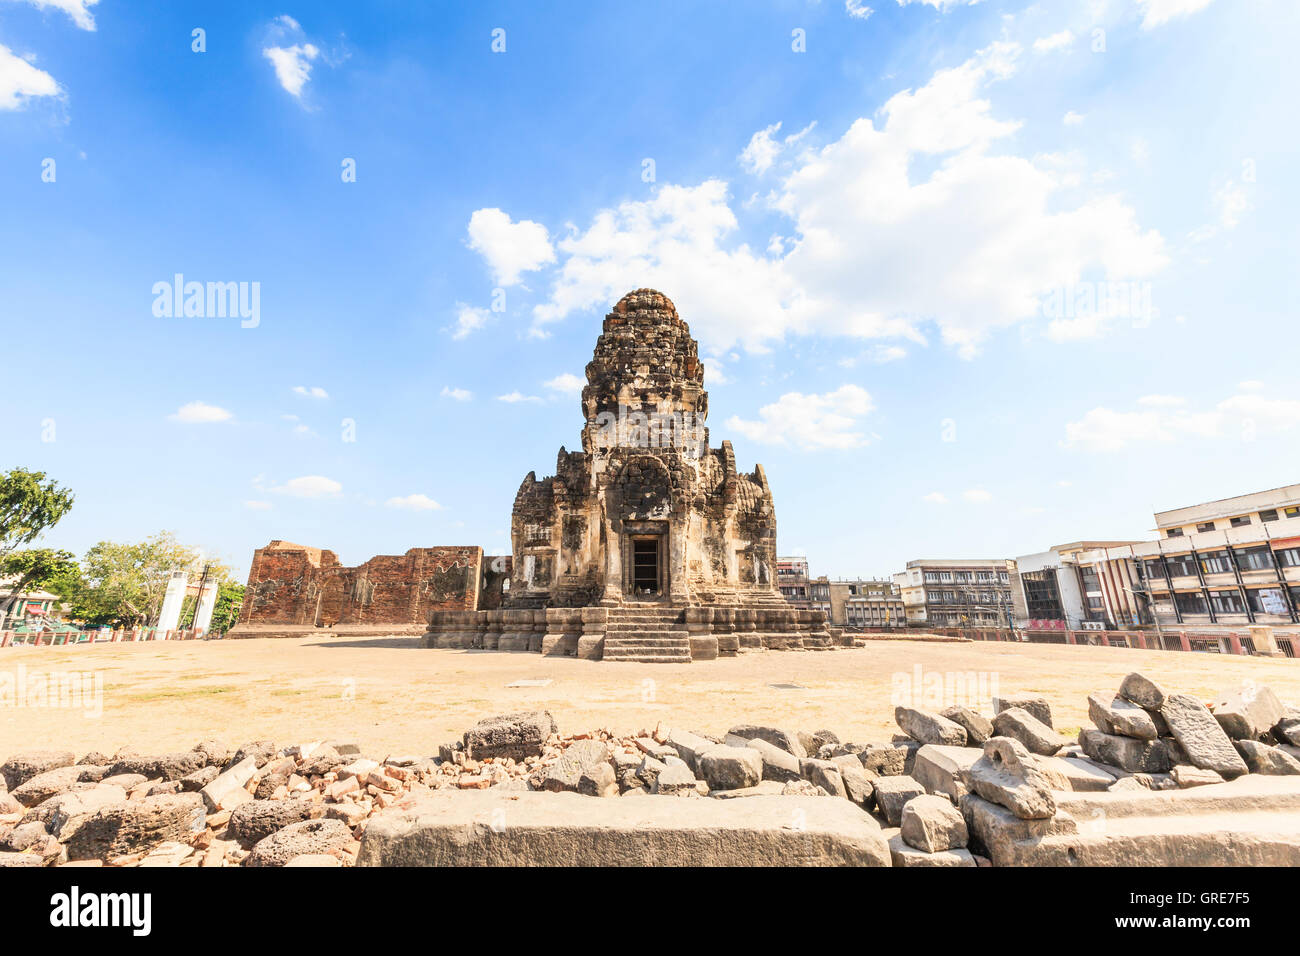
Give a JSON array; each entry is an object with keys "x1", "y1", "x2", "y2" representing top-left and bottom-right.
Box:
[
  {"x1": 1200, "y1": 550, "x2": 1232, "y2": 575},
  {"x1": 1276, "y1": 547, "x2": 1300, "y2": 568},
  {"x1": 1208, "y1": 589, "x2": 1245, "y2": 615},
  {"x1": 1165, "y1": 554, "x2": 1197, "y2": 577},
  {"x1": 1166, "y1": 528, "x2": 1184, "y2": 537},
  {"x1": 1230, "y1": 515, "x2": 1252, "y2": 528},
  {"x1": 1260, "y1": 509, "x2": 1279, "y2": 522},
  {"x1": 1285, "y1": 507, "x2": 1299, "y2": 519},
  {"x1": 1247, "y1": 588, "x2": 1287, "y2": 615},
  {"x1": 1234, "y1": 546, "x2": 1274, "y2": 572},
  {"x1": 1175, "y1": 591, "x2": 1208, "y2": 615},
  {"x1": 1197, "y1": 522, "x2": 1216, "y2": 533}
]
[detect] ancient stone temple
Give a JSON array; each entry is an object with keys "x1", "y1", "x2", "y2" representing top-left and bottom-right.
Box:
[{"x1": 425, "y1": 289, "x2": 839, "y2": 661}]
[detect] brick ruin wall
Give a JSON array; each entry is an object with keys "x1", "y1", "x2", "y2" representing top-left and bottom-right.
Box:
[{"x1": 238, "y1": 541, "x2": 511, "y2": 628}]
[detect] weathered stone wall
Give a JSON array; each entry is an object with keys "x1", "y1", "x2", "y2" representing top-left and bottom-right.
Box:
[{"x1": 238, "y1": 541, "x2": 485, "y2": 628}]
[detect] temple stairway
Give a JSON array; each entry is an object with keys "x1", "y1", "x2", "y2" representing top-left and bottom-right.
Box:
[{"x1": 601, "y1": 605, "x2": 692, "y2": 663}]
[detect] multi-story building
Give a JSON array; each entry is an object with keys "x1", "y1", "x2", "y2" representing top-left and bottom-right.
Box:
[
  {"x1": 1009, "y1": 541, "x2": 1142, "y2": 631},
  {"x1": 776, "y1": 556, "x2": 810, "y2": 605},
  {"x1": 0, "y1": 579, "x2": 64, "y2": 631},
  {"x1": 892, "y1": 560, "x2": 1013, "y2": 628},
  {"x1": 828, "y1": 579, "x2": 905, "y2": 629},
  {"x1": 1073, "y1": 484, "x2": 1300, "y2": 633}
]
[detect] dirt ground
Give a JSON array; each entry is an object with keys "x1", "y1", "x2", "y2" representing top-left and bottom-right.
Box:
[{"x1": 2, "y1": 636, "x2": 1298, "y2": 760}]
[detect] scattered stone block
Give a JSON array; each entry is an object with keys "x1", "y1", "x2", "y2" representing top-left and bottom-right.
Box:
[
  {"x1": 1088, "y1": 694, "x2": 1158, "y2": 740},
  {"x1": 1275, "y1": 718, "x2": 1300, "y2": 747},
  {"x1": 699, "y1": 746, "x2": 762, "y2": 792},
  {"x1": 227, "y1": 798, "x2": 315, "y2": 846},
  {"x1": 1211, "y1": 684, "x2": 1285, "y2": 741},
  {"x1": 1118, "y1": 673, "x2": 1166, "y2": 711},
  {"x1": 65, "y1": 793, "x2": 205, "y2": 862},
  {"x1": 799, "y1": 759, "x2": 847, "y2": 799},
  {"x1": 179, "y1": 765, "x2": 219, "y2": 793},
  {"x1": 744, "y1": 738, "x2": 802, "y2": 783},
  {"x1": 1235, "y1": 740, "x2": 1300, "y2": 776},
  {"x1": 1172, "y1": 765, "x2": 1225, "y2": 788},
  {"x1": 873, "y1": 775, "x2": 925, "y2": 827},
  {"x1": 1039, "y1": 756, "x2": 1118, "y2": 792},
  {"x1": 1, "y1": 751, "x2": 75, "y2": 791},
  {"x1": 1161, "y1": 693, "x2": 1249, "y2": 778},
  {"x1": 463, "y1": 711, "x2": 557, "y2": 762},
  {"x1": 838, "y1": 762, "x2": 875, "y2": 809},
  {"x1": 726, "y1": 725, "x2": 806, "y2": 759},
  {"x1": 992, "y1": 707, "x2": 1066, "y2": 756},
  {"x1": 11, "y1": 766, "x2": 88, "y2": 807},
  {"x1": 967, "y1": 737, "x2": 1056, "y2": 820},
  {"x1": 246, "y1": 818, "x2": 355, "y2": 867},
  {"x1": 888, "y1": 833, "x2": 977, "y2": 867},
  {"x1": 894, "y1": 707, "x2": 967, "y2": 746},
  {"x1": 941, "y1": 706, "x2": 993, "y2": 746},
  {"x1": 994, "y1": 694, "x2": 1053, "y2": 728},
  {"x1": 653, "y1": 763, "x2": 699, "y2": 797},
  {"x1": 1077, "y1": 729, "x2": 1171, "y2": 773},
  {"x1": 665, "y1": 729, "x2": 715, "y2": 774},
  {"x1": 900, "y1": 793, "x2": 968, "y2": 852},
  {"x1": 859, "y1": 741, "x2": 917, "y2": 777},
  {"x1": 911, "y1": 744, "x2": 982, "y2": 803},
  {"x1": 200, "y1": 756, "x2": 259, "y2": 813}
]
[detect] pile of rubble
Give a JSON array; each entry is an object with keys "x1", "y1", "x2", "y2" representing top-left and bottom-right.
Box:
[{"x1": 2, "y1": 673, "x2": 1298, "y2": 867}]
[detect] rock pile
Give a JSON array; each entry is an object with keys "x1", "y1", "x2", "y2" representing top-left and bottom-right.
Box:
[{"x1": 2, "y1": 678, "x2": 1297, "y2": 868}]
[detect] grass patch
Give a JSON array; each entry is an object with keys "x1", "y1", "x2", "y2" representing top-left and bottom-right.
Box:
[{"x1": 124, "y1": 685, "x2": 240, "y2": 703}]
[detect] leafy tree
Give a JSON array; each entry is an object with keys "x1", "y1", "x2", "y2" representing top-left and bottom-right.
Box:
[
  {"x1": 0, "y1": 548, "x2": 78, "y2": 624},
  {"x1": 0, "y1": 468, "x2": 74, "y2": 559},
  {"x1": 78, "y1": 532, "x2": 234, "y2": 628}
]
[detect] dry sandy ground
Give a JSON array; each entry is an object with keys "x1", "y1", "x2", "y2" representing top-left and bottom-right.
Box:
[{"x1": 2, "y1": 636, "x2": 1298, "y2": 760}]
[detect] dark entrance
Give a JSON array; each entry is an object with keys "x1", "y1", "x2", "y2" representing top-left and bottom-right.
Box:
[{"x1": 632, "y1": 537, "x2": 660, "y2": 596}]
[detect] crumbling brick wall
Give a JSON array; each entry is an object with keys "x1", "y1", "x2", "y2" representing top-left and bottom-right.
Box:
[{"x1": 238, "y1": 541, "x2": 485, "y2": 627}]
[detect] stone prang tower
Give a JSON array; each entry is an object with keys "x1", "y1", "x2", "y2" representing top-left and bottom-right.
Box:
[{"x1": 425, "y1": 289, "x2": 837, "y2": 661}]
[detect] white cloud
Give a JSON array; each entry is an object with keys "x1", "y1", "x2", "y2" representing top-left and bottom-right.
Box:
[
  {"x1": 244, "y1": 500, "x2": 272, "y2": 511},
  {"x1": 263, "y1": 43, "x2": 319, "y2": 98},
  {"x1": 1137, "y1": 394, "x2": 1185, "y2": 407},
  {"x1": 0, "y1": 44, "x2": 60, "y2": 110},
  {"x1": 1033, "y1": 30, "x2": 1075, "y2": 53},
  {"x1": 846, "y1": 1, "x2": 874, "y2": 21},
  {"x1": 962, "y1": 488, "x2": 993, "y2": 503},
  {"x1": 498, "y1": 42, "x2": 1166, "y2": 356},
  {"x1": 1213, "y1": 178, "x2": 1250, "y2": 230},
  {"x1": 6, "y1": 0, "x2": 98, "y2": 30},
  {"x1": 543, "y1": 373, "x2": 584, "y2": 396},
  {"x1": 452, "y1": 304, "x2": 491, "y2": 340},
  {"x1": 466, "y1": 208, "x2": 555, "y2": 286},
  {"x1": 292, "y1": 385, "x2": 329, "y2": 399},
  {"x1": 1137, "y1": 0, "x2": 1215, "y2": 30},
  {"x1": 739, "y1": 121, "x2": 817, "y2": 176},
  {"x1": 1063, "y1": 387, "x2": 1300, "y2": 452},
  {"x1": 441, "y1": 386, "x2": 473, "y2": 401},
  {"x1": 725, "y1": 384, "x2": 875, "y2": 451},
  {"x1": 1062, "y1": 110, "x2": 1086, "y2": 126},
  {"x1": 168, "y1": 401, "x2": 232, "y2": 424},
  {"x1": 922, "y1": 491, "x2": 949, "y2": 504},
  {"x1": 271, "y1": 475, "x2": 342, "y2": 498},
  {"x1": 385, "y1": 493, "x2": 443, "y2": 511},
  {"x1": 497, "y1": 391, "x2": 541, "y2": 403}
]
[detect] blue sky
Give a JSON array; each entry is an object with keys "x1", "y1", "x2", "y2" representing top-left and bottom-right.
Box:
[{"x1": 2, "y1": 0, "x2": 1298, "y2": 580}]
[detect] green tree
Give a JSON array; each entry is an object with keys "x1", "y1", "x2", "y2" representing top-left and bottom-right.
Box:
[
  {"x1": 0, "y1": 548, "x2": 78, "y2": 624},
  {"x1": 0, "y1": 468, "x2": 74, "y2": 622},
  {"x1": 78, "y1": 532, "x2": 233, "y2": 628}
]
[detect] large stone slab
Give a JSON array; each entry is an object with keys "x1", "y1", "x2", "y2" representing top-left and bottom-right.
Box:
[
  {"x1": 966, "y1": 775, "x2": 1300, "y2": 866},
  {"x1": 1210, "y1": 684, "x2": 1285, "y2": 741},
  {"x1": 994, "y1": 694, "x2": 1053, "y2": 728},
  {"x1": 894, "y1": 707, "x2": 967, "y2": 746},
  {"x1": 911, "y1": 745, "x2": 982, "y2": 803},
  {"x1": 726, "y1": 725, "x2": 806, "y2": 759},
  {"x1": 967, "y1": 737, "x2": 1056, "y2": 820},
  {"x1": 1088, "y1": 694, "x2": 1158, "y2": 740},
  {"x1": 463, "y1": 711, "x2": 556, "y2": 762},
  {"x1": 1161, "y1": 694, "x2": 1248, "y2": 778},
  {"x1": 64, "y1": 793, "x2": 205, "y2": 861},
  {"x1": 1078, "y1": 729, "x2": 1172, "y2": 774},
  {"x1": 355, "y1": 791, "x2": 891, "y2": 866},
  {"x1": 1118, "y1": 673, "x2": 1167, "y2": 711},
  {"x1": 992, "y1": 707, "x2": 1065, "y2": 756}
]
